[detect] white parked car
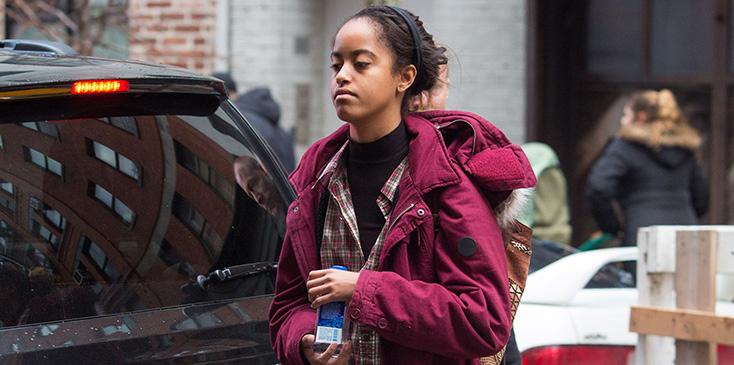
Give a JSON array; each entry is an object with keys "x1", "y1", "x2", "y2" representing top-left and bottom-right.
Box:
[{"x1": 514, "y1": 241, "x2": 734, "y2": 365}]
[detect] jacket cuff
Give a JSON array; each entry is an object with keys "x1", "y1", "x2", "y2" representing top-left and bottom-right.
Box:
[
  {"x1": 349, "y1": 269, "x2": 380, "y2": 328},
  {"x1": 287, "y1": 309, "x2": 316, "y2": 365}
]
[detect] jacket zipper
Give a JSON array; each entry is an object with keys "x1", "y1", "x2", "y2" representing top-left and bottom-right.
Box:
[{"x1": 387, "y1": 202, "x2": 416, "y2": 233}]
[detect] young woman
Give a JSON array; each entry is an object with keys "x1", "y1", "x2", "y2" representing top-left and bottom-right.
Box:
[
  {"x1": 268, "y1": 6, "x2": 535, "y2": 364},
  {"x1": 586, "y1": 89, "x2": 709, "y2": 246}
]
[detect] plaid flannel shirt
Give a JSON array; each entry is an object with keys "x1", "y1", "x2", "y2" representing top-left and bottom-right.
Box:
[{"x1": 319, "y1": 141, "x2": 408, "y2": 365}]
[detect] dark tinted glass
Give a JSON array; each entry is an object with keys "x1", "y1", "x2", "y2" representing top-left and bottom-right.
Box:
[
  {"x1": 586, "y1": 0, "x2": 643, "y2": 76},
  {"x1": 651, "y1": 0, "x2": 714, "y2": 75},
  {"x1": 528, "y1": 239, "x2": 577, "y2": 274},
  {"x1": 585, "y1": 260, "x2": 636, "y2": 289},
  {"x1": 0, "y1": 103, "x2": 289, "y2": 328}
]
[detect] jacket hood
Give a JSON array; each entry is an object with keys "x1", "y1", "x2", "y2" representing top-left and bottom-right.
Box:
[
  {"x1": 413, "y1": 110, "x2": 536, "y2": 228},
  {"x1": 647, "y1": 146, "x2": 692, "y2": 168},
  {"x1": 618, "y1": 120, "x2": 701, "y2": 151},
  {"x1": 234, "y1": 87, "x2": 281, "y2": 125}
]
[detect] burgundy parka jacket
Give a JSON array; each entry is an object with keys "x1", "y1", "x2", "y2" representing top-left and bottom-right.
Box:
[{"x1": 269, "y1": 111, "x2": 536, "y2": 364}]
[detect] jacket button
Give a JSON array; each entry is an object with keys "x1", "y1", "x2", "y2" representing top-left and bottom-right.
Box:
[
  {"x1": 292, "y1": 206, "x2": 300, "y2": 213},
  {"x1": 350, "y1": 308, "x2": 361, "y2": 319},
  {"x1": 417, "y1": 208, "x2": 425, "y2": 216},
  {"x1": 377, "y1": 318, "x2": 388, "y2": 329}
]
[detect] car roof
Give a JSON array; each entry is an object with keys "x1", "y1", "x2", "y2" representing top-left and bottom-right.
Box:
[{"x1": 0, "y1": 49, "x2": 225, "y2": 96}]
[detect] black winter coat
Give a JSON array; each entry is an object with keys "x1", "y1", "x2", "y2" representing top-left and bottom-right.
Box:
[
  {"x1": 234, "y1": 87, "x2": 296, "y2": 172},
  {"x1": 586, "y1": 128, "x2": 709, "y2": 245}
]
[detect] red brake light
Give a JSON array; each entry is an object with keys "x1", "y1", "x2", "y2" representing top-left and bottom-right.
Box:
[
  {"x1": 719, "y1": 345, "x2": 734, "y2": 364},
  {"x1": 522, "y1": 345, "x2": 634, "y2": 365},
  {"x1": 71, "y1": 80, "x2": 129, "y2": 94},
  {"x1": 522, "y1": 345, "x2": 734, "y2": 365}
]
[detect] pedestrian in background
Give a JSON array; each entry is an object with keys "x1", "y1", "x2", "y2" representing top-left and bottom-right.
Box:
[
  {"x1": 212, "y1": 72, "x2": 297, "y2": 173},
  {"x1": 586, "y1": 89, "x2": 709, "y2": 246},
  {"x1": 235, "y1": 87, "x2": 296, "y2": 173},
  {"x1": 268, "y1": 5, "x2": 535, "y2": 364},
  {"x1": 519, "y1": 142, "x2": 571, "y2": 246}
]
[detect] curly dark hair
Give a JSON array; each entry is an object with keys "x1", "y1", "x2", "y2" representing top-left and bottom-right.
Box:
[{"x1": 339, "y1": 6, "x2": 448, "y2": 114}]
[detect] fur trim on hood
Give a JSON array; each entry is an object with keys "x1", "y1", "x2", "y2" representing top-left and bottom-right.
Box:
[
  {"x1": 618, "y1": 121, "x2": 702, "y2": 150},
  {"x1": 494, "y1": 188, "x2": 532, "y2": 230}
]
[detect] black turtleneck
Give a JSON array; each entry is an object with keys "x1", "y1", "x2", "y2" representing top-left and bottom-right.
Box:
[{"x1": 347, "y1": 121, "x2": 409, "y2": 259}]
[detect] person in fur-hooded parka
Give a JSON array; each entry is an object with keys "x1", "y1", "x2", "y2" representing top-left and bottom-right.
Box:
[{"x1": 586, "y1": 89, "x2": 709, "y2": 246}]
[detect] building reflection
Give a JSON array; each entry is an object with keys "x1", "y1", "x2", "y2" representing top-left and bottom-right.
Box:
[{"x1": 0, "y1": 112, "x2": 283, "y2": 327}]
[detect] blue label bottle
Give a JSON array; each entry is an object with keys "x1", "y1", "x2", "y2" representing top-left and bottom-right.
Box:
[{"x1": 314, "y1": 265, "x2": 348, "y2": 344}]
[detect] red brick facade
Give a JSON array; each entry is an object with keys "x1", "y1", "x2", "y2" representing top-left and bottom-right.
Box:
[{"x1": 128, "y1": 0, "x2": 217, "y2": 73}]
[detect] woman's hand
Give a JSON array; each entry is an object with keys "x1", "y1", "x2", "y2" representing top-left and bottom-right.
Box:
[
  {"x1": 301, "y1": 335, "x2": 352, "y2": 364},
  {"x1": 306, "y1": 269, "x2": 360, "y2": 308}
]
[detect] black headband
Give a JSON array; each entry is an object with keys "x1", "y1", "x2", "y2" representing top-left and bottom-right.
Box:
[{"x1": 386, "y1": 6, "x2": 422, "y2": 76}]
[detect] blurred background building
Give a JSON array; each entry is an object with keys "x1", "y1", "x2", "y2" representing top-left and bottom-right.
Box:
[{"x1": 3, "y1": 0, "x2": 733, "y2": 245}]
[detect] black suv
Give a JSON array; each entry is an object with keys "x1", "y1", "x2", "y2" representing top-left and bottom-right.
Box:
[{"x1": 0, "y1": 40, "x2": 294, "y2": 364}]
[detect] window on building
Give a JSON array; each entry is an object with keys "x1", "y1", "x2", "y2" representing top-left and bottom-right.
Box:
[
  {"x1": 1, "y1": 181, "x2": 13, "y2": 195},
  {"x1": 30, "y1": 196, "x2": 67, "y2": 231},
  {"x1": 294, "y1": 83, "x2": 311, "y2": 144},
  {"x1": 651, "y1": 0, "x2": 714, "y2": 75},
  {"x1": 89, "y1": 183, "x2": 136, "y2": 226},
  {"x1": 88, "y1": 140, "x2": 141, "y2": 181},
  {"x1": 22, "y1": 121, "x2": 59, "y2": 139},
  {"x1": 30, "y1": 219, "x2": 60, "y2": 251},
  {"x1": 80, "y1": 235, "x2": 120, "y2": 282},
  {"x1": 0, "y1": 219, "x2": 16, "y2": 252},
  {"x1": 172, "y1": 193, "x2": 223, "y2": 259},
  {"x1": 295, "y1": 36, "x2": 310, "y2": 55},
  {"x1": 0, "y1": 180, "x2": 16, "y2": 212},
  {"x1": 173, "y1": 141, "x2": 234, "y2": 206},
  {"x1": 23, "y1": 146, "x2": 63, "y2": 176},
  {"x1": 158, "y1": 239, "x2": 197, "y2": 277},
  {"x1": 99, "y1": 117, "x2": 139, "y2": 137},
  {"x1": 586, "y1": 0, "x2": 642, "y2": 76}
]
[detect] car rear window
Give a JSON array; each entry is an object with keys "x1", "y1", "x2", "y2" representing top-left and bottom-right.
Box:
[
  {"x1": 529, "y1": 239, "x2": 577, "y2": 274},
  {"x1": 0, "y1": 101, "x2": 290, "y2": 328},
  {"x1": 585, "y1": 260, "x2": 636, "y2": 289}
]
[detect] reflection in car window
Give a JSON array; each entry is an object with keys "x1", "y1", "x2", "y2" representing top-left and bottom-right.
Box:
[
  {"x1": 0, "y1": 103, "x2": 289, "y2": 328},
  {"x1": 585, "y1": 260, "x2": 636, "y2": 289}
]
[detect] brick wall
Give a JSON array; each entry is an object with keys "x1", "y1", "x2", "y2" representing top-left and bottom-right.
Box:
[{"x1": 128, "y1": 0, "x2": 217, "y2": 73}]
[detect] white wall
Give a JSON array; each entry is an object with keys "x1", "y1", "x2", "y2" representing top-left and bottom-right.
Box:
[
  {"x1": 318, "y1": 0, "x2": 528, "y2": 144},
  {"x1": 402, "y1": 0, "x2": 527, "y2": 143},
  {"x1": 226, "y1": 0, "x2": 322, "y2": 143},
  {"x1": 224, "y1": 0, "x2": 528, "y2": 162},
  {"x1": 0, "y1": 0, "x2": 5, "y2": 39}
]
